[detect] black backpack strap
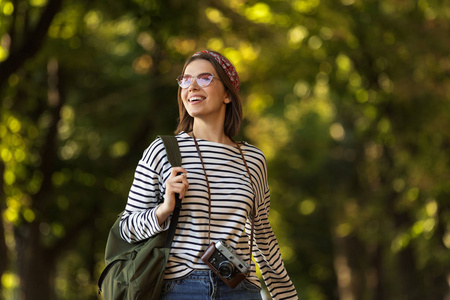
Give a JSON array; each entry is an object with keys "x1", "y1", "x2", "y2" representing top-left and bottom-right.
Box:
[
  {"x1": 160, "y1": 135, "x2": 182, "y2": 167},
  {"x1": 159, "y1": 135, "x2": 183, "y2": 248}
]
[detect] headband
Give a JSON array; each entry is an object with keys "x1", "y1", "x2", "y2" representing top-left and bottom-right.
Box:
[{"x1": 192, "y1": 50, "x2": 240, "y2": 92}]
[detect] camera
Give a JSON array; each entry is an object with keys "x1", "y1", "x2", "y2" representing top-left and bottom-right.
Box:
[{"x1": 201, "y1": 240, "x2": 250, "y2": 289}]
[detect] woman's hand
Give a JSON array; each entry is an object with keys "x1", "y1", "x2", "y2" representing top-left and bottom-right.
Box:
[{"x1": 156, "y1": 167, "x2": 189, "y2": 225}]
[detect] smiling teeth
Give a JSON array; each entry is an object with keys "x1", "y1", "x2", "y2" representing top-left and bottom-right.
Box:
[{"x1": 189, "y1": 97, "x2": 203, "y2": 102}]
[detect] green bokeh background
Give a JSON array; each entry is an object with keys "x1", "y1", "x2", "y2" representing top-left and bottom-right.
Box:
[{"x1": 1, "y1": 0, "x2": 449, "y2": 299}]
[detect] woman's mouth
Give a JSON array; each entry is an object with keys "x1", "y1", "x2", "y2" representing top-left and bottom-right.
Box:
[{"x1": 188, "y1": 96, "x2": 205, "y2": 103}]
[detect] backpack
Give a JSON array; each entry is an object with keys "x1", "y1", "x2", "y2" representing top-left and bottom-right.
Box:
[{"x1": 98, "y1": 135, "x2": 182, "y2": 299}]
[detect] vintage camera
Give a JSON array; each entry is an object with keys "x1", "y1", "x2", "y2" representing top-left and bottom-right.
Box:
[{"x1": 201, "y1": 240, "x2": 250, "y2": 289}]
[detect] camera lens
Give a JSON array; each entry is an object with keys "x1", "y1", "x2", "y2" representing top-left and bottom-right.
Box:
[{"x1": 218, "y1": 261, "x2": 235, "y2": 279}]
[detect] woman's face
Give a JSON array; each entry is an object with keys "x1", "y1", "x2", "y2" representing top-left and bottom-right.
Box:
[{"x1": 181, "y1": 59, "x2": 230, "y2": 121}]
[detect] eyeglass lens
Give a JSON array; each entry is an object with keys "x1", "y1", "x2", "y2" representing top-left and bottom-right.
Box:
[{"x1": 177, "y1": 73, "x2": 214, "y2": 88}]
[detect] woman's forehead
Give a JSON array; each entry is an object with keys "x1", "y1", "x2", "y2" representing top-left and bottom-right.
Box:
[{"x1": 184, "y1": 59, "x2": 216, "y2": 75}]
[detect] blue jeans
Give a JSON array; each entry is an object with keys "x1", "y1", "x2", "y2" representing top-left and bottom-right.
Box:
[{"x1": 159, "y1": 270, "x2": 262, "y2": 300}]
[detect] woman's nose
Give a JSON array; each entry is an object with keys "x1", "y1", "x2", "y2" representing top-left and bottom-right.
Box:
[{"x1": 188, "y1": 78, "x2": 200, "y2": 90}]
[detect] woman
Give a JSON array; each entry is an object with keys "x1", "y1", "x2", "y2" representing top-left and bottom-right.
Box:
[{"x1": 120, "y1": 50, "x2": 298, "y2": 300}]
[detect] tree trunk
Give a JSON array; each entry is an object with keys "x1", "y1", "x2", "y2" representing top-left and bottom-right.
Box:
[
  {"x1": 0, "y1": 162, "x2": 7, "y2": 297},
  {"x1": 333, "y1": 233, "x2": 366, "y2": 300},
  {"x1": 15, "y1": 57, "x2": 63, "y2": 299},
  {"x1": 0, "y1": 220, "x2": 6, "y2": 297},
  {"x1": 16, "y1": 221, "x2": 55, "y2": 300},
  {"x1": 371, "y1": 245, "x2": 385, "y2": 300},
  {"x1": 396, "y1": 244, "x2": 425, "y2": 300},
  {"x1": 391, "y1": 208, "x2": 426, "y2": 300}
]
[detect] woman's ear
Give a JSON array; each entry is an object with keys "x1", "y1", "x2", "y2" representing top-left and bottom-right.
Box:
[{"x1": 224, "y1": 92, "x2": 231, "y2": 104}]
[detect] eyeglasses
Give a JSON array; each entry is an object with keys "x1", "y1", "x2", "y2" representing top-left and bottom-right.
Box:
[{"x1": 176, "y1": 73, "x2": 220, "y2": 89}]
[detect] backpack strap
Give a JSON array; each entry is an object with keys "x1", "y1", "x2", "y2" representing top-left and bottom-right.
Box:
[
  {"x1": 158, "y1": 135, "x2": 183, "y2": 248},
  {"x1": 160, "y1": 135, "x2": 182, "y2": 167}
]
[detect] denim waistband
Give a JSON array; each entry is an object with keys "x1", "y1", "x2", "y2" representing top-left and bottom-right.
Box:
[
  {"x1": 160, "y1": 269, "x2": 262, "y2": 300},
  {"x1": 178, "y1": 270, "x2": 215, "y2": 281}
]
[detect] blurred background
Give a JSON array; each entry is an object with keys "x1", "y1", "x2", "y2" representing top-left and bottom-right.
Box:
[{"x1": 1, "y1": 0, "x2": 449, "y2": 299}]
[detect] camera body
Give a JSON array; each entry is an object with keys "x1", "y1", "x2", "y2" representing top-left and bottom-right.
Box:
[{"x1": 201, "y1": 240, "x2": 250, "y2": 289}]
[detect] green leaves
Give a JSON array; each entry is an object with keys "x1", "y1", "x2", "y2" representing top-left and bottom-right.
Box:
[{"x1": 1, "y1": 0, "x2": 449, "y2": 299}]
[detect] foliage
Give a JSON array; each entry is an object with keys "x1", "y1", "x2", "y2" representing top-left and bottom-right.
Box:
[{"x1": 1, "y1": 0, "x2": 449, "y2": 299}]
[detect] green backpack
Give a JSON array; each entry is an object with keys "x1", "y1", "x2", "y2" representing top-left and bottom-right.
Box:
[{"x1": 98, "y1": 136, "x2": 182, "y2": 299}]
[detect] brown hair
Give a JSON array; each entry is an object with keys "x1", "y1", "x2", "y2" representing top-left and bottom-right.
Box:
[{"x1": 174, "y1": 51, "x2": 242, "y2": 138}]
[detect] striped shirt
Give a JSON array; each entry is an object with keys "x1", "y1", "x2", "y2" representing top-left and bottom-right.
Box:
[{"x1": 120, "y1": 132, "x2": 298, "y2": 300}]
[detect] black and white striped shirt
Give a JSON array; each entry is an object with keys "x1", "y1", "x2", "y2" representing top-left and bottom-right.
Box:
[{"x1": 120, "y1": 132, "x2": 298, "y2": 299}]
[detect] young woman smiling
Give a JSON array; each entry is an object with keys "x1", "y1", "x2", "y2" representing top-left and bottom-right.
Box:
[{"x1": 119, "y1": 50, "x2": 298, "y2": 300}]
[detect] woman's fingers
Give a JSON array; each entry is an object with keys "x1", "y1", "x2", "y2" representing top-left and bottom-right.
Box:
[
  {"x1": 171, "y1": 167, "x2": 187, "y2": 177},
  {"x1": 176, "y1": 174, "x2": 189, "y2": 199},
  {"x1": 167, "y1": 167, "x2": 189, "y2": 199},
  {"x1": 171, "y1": 183, "x2": 188, "y2": 199},
  {"x1": 157, "y1": 168, "x2": 189, "y2": 225}
]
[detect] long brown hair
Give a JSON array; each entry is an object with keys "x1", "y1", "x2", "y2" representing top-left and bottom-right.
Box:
[{"x1": 174, "y1": 51, "x2": 242, "y2": 138}]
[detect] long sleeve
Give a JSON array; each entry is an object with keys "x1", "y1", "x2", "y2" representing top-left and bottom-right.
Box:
[
  {"x1": 245, "y1": 148, "x2": 298, "y2": 300},
  {"x1": 119, "y1": 138, "x2": 171, "y2": 243}
]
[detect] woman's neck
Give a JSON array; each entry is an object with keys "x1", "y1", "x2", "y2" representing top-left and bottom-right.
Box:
[{"x1": 191, "y1": 122, "x2": 234, "y2": 146}]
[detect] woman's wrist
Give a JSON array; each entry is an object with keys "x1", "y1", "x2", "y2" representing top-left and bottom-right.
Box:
[{"x1": 155, "y1": 200, "x2": 173, "y2": 226}]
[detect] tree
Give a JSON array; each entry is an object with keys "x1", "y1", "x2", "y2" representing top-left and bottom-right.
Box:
[
  {"x1": 1, "y1": 0, "x2": 449, "y2": 299},
  {"x1": 243, "y1": 1, "x2": 450, "y2": 299}
]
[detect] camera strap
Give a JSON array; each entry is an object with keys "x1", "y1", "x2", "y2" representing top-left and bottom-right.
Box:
[
  {"x1": 192, "y1": 133, "x2": 256, "y2": 268},
  {"x1": 236, "y1": 144, "x2": 256, "y2": 267}
]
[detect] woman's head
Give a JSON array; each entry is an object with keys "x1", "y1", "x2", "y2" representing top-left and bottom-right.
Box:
[{"x1": 175, "y1": 50, "x2": 242, "y2": 138}]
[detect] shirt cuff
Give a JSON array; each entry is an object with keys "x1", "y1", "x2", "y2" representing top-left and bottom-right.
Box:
[{"x1": 149, "y1": 204, "x2": 171, "y2": 233}]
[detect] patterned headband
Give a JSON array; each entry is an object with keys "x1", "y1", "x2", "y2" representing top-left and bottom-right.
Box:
[{"x1": 192, "y1": 50, "x2": 240, "y2": 92}]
